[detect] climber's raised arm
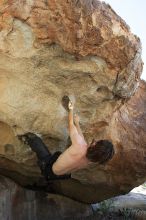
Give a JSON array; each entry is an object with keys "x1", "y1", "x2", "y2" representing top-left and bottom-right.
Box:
[
  {"x1": 68, "y1": 100, "x2": 74, "y2": 127},
  {"x1": 68, "y1": 101, "x2": 87, "y2": 146},
  {"x1": 68, "y1": 101, "x2": 79, "y2": 143},
  {"x1": 74, "y1": 114, "x2": 85, "y2": 140}
]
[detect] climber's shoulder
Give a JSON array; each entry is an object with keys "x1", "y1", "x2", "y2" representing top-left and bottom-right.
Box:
[
  {"x1": 69, "y1": 142, "x2": 88, "y2": 157},
  {"x1": 73, "y1": 134, "x2": 87, "y2": 146}
]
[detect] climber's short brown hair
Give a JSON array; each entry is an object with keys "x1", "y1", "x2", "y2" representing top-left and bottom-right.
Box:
[{"x1": 86, "y1": 139, "x2": 114, "y2": 164}]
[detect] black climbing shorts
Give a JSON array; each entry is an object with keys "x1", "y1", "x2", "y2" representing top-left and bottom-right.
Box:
[{"x1": 38, "y1": 151, "x2": 71, "y2": 181}]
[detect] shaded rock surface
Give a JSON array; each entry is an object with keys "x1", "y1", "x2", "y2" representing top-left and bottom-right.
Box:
[
  {"x1": 0, "y1": 175, "x2": 146, "y2": 220},
  {"x1": 0, "y1": 0, "x2": 145, "y2": 203},
  {"x1": 0, "y1": 175, "x2": 92, "y2": 220}
]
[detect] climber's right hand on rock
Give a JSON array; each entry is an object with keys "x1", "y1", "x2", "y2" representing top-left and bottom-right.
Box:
[{"x1": 68, "y1": 100, "x2": 74, "y2": 110}]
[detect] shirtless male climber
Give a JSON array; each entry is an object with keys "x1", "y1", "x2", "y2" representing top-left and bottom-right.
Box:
[{"x1": 19, "y1": 100, "x2": 114, "y2": 181}]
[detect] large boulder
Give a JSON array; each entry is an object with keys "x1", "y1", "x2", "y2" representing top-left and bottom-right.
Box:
[{"x1": 0, "y1": 0, "x2": 145, "y2": 203}]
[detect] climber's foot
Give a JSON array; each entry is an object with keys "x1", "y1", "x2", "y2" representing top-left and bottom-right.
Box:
[
  {"x1": 18, "y1": 132, "x2": 37, "y2": 145},
  {"x1": 18, "y1": 134, "x2": 28, "y2": 145},
  {"x1": 18, "y1": 132, "x2": 51, "y2": 159}
]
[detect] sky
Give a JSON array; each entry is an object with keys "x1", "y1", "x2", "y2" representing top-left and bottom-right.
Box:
[{"x1": 103, "y1": 0, "x2": 146, "y2": 80}]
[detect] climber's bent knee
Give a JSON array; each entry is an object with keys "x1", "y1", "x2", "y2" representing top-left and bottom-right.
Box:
[{"x1": 38, "y1": 151, "x2": 71, "y2": 181}]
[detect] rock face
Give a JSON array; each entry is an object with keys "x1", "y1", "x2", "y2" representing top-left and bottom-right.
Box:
[
  {"x1": 0, "y1": 0, "x2": 145, "y2": 203},
  {"x1": 0, "y1": 175, "x2": 92, "y2": 220}
]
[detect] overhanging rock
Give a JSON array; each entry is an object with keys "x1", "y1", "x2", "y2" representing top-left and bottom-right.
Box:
[{"x1": 0, "y1": 0, "x2": 145, "y2": 203}]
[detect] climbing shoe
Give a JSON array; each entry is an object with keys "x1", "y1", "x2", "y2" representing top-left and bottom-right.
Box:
[{"x1": 18, "y1": 132, "x2": 51, "y2": 160}]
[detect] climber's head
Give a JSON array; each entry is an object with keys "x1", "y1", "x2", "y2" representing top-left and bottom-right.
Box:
[{"x1": 86, "y1": 139, "x2": 114, "y2": 164}]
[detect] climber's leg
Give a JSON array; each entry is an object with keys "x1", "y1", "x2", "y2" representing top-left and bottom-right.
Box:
[
  {"x1": 18, "y1": 133, "x2": 71, "y2": 180},
  {"x1": 38, "y1": 151, "x2": 71, "y2": 180},
  {"x1": 18, "y1": 132, "x2": 51, "y2": 160}
]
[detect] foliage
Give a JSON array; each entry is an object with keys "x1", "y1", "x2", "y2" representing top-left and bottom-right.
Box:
[
  {"x1": 118, "y1": 208, "x2": 133, "y2": 220},
  {"x1": 98, "y1": 199, "x2": 114, "y2": 214}
]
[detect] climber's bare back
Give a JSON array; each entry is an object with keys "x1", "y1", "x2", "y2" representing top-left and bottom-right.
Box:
[
  {"x1": 52, "y1": 100, "x2": 89, "y2": 175},
  {"x1": 52, "y1": 135, "x2": 88, "y2": 175}
]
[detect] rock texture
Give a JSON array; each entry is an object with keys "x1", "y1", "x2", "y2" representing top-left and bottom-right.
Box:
[
  {"x1": 0, "y1": 0, "x2": 145, "y2": 203},
  {"x1": 0, "y1": 175, "x2": 92, "y2": 220}
]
